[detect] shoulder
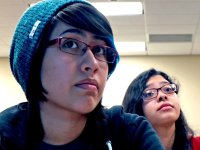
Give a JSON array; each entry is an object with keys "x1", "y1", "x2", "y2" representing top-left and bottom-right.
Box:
[
  {"x1": 0, "y1": 102, "x2": 28, "y2": 149},
  {"x1": 192, "y1": 136, "x2": 200, "y2": 140},
  {"x1": 103, "y1": 105, "x2": 164, "y2": 150},
  {"x1": 0, "y1": 102, "x2": 28, "y2": 135},
  {"x1": 104, "y1": 105, "x2": 149, "y2": 127},
  {"x1": 192, "y1": 136, "x2": 200, "y2": 150},
  {"x1": 0, "y1": 102, "x2": 28, "y2": 122}
]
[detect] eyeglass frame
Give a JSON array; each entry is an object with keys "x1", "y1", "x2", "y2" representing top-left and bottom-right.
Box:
[
  {"x1": 47, "y1": 37, "x2": 119, "y2": 64},
  {"x1": 141, "y1": 83, "x2": 178, "y2": 101}
]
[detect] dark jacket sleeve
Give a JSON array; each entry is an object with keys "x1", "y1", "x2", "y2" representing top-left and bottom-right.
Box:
[
  {"x1": 105, "y1": 106, "x2": 164, "y2": 150},
  {"x1": 0, "y1": 102, "x2": 28, "y2": 150}
]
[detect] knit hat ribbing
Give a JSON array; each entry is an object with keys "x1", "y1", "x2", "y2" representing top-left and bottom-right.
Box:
[
  {"x1": 9, "y1": 0, "x2": 118, "y2": 94},
  {"x1": 9, "y1": 0, "x2": 91, "y2": 94}
]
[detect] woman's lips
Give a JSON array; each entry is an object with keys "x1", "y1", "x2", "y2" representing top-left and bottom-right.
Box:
[
  {"x1": 157, "y1": 103, "x2": 174, "y2": 111},
  {"x1": 75, "y1": 79, "x2": 98, "y2": 91}
]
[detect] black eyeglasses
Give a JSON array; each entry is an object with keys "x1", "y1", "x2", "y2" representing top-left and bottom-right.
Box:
[
  {"x1": 48, "y1": 37, "x2": 118, "y2": 63},
  {"x1": 141, "y1": 83, "x2": 177, "y2": 101}
]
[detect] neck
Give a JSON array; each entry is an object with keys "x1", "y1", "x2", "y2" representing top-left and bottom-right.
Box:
[
  {"x1": 39, "y1": 101, "x2": 87, "y2": 145},
  {"x1": 153, "y1": 124, "x2": 175, "y2": 150}
]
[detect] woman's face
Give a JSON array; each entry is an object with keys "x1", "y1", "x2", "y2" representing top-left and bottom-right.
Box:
[
  {"x1": 142, "y1": 75, "x2": 180, "y2": 127},
  {"x1": 40, "y1": 21, "x2": 109, "y2": 115}
]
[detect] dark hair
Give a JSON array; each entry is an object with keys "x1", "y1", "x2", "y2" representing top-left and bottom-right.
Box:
[
  {"x1": 26, "y1": 3, "x2": 114, "y2": 149},
  {"x1": 122, "y1": 68, "x2": 194, "y2": 150}
]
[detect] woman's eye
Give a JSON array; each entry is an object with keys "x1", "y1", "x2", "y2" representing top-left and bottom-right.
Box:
[
  {"x1": 62, "y1": 39, "x2": 78, "y2": 49},
  {"x1": 163, "y1": 86, "x2": 174, "y2": 93},
  {"x1": 93, "y1": 46, "x2": 105, "y2": 55},
  {"x1": 143, "y1": 91, "x2": 154, "y2": 97}
]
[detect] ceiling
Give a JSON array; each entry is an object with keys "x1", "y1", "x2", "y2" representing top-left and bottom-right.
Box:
[{"x1": 1, "y1": 0, "x2": 200, "y2": 57}]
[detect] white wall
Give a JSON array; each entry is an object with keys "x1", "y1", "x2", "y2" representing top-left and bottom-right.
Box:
[
  {"x1": 0, "y1": 58, "x2": 26, "y2": 110},
  {"x1": 1, "y1": 56, "x2": 200, "y2": 135}
]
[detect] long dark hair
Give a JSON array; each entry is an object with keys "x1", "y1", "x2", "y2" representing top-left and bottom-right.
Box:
[
  {"x1": 122, "y1": 68, "x2": 194, "y2": 150},
  {"x1": 26, "y1": 2, "x2": 115, "y2": 149}
]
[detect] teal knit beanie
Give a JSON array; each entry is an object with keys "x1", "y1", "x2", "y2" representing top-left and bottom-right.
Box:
[{"x1": 9, "y1": 0, "x2": 119, "y2": 94}]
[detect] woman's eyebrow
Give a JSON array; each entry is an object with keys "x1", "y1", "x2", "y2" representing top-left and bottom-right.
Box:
[
  {"x1": 93, "y1": 35, "x2": 106, "y2": 40},
  {"x1": 60, "y1": 29, "x2": 108, "y2": 43},
  {"x1": 146, "y1": 81, "x2": 169, "y2": 88},
  {"x1": 59, "y1": 28, "x2": 85, "y2": 37}
]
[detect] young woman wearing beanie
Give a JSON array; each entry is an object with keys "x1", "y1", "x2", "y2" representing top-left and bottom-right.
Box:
[
  {"x1": 0, "y1": 0, "x2": 164, "y2": 150},
  {"x1": 122, "y1": 68, "x2": 200, "y2": 150}
]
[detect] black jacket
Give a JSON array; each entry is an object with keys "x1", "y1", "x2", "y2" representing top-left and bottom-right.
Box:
[{"x1": 0, "y1": 102, "x2": 164, "y2": 150}]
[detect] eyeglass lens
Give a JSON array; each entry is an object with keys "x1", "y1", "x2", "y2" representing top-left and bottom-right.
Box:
[
  {"x1": 142, "y1": 84, "x2": 177, "y2": 101},
  {"x1": 60, "y1": 38, "x2": 117, "y2": 63}
]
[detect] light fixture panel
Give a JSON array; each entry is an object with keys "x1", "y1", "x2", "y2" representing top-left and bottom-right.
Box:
[{"x1": 92, "y1": 2, "x2": 143, "y2": 16}]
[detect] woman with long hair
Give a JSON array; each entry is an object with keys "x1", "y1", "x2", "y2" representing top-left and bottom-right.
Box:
[{"x1": 123, "y1": 68, "x2": 200, "y2": 150}]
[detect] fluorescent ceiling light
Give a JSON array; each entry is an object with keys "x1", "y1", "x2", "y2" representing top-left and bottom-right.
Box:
[
  {"x1": 92, "y1": 2, "x2": 143, "y2": 16},
  {"x1": 115, "y1": 42, "x2": 146, "y2": 55}
]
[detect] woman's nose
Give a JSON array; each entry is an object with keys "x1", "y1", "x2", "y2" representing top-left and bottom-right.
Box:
[
  {"x1": 80, "y1": 48, "x2": 98, "y2": 74},
  {"x1": 157, "y1": 90, "x2": 168, "y2": 102}
]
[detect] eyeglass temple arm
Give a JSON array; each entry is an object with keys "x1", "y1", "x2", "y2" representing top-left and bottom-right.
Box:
[{"x1": 48, "y1": 39, "x2": 59, "y2": 46}]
